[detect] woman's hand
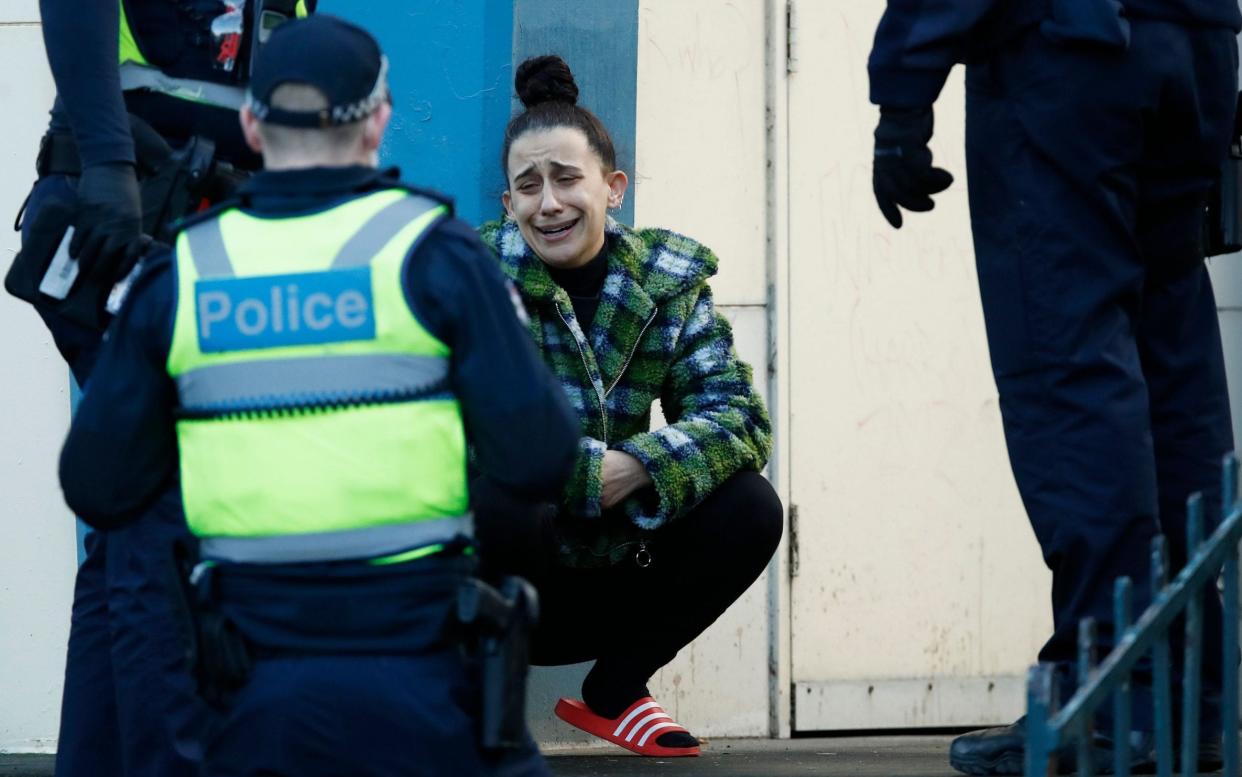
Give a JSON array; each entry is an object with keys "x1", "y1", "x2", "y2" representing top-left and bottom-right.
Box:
[{"x1": 601, "y1": 450, "x2": 652, "y2": 509}]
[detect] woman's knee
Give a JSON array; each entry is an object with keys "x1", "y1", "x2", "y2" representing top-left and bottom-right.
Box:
[{"x1": 704, "y1": 471, "x2": 785, "y2": 554}]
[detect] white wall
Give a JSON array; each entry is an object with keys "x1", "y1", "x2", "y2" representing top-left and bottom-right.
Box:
[
  {"x1": 1216, "y1": 28, "x2": 1242, "y2": 458},
  {"x1": 0, "y1": 1, "x2": 77, "y2": 754},
  {"x1": 782, "y1": 1, "x2": 1051, "y2": 731},
  {"x1": 635, "y1": 0, "x2": 775, "y2": 739},
  {"x1": 1211, "y1": 261, "x2": 1242, "y2": 451}
]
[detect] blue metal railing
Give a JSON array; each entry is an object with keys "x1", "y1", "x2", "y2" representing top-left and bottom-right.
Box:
[{"x1": 1025, "y1": 455, "x2": 1242, "y2": 776}]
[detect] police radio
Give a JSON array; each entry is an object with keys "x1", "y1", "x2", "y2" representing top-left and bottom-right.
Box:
[
  {"x1": 247, "y1": 0, "x2": 301, "y2": 78},
  {"x1": 208, "y1": 0, "x2": 300, "y2": 79}
]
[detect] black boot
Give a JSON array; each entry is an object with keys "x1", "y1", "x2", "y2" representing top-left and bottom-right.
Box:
[{"x1": 948, "y1": 717, "x2": 1151, "y2": 776}]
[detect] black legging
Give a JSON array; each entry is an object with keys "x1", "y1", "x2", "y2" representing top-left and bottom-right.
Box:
[{"x1": 522, "y1": 471, "x2": 783, "y2": 695}]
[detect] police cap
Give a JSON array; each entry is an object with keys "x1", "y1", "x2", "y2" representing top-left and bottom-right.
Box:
[{"x1": 246, "y1": 15, "x2": 388, "y2": 129}]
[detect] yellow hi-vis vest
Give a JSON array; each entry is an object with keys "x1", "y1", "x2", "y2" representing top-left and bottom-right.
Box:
[{"x1": 166, "y1": 188, "x2": 470, "y2": 564}]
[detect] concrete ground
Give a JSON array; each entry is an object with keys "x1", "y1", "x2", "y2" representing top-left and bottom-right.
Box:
[
  {"x1": 1, "y1": 736, "x2": 1225, "y2": 776},
  {"x1": 0, "y1": 756, "x2": 50, "y2": 777},
  {"x1": 546, "y1": 735, "x2": 961, "y2": 777},
  {"x1": 0, "y1": 735, "x2": 960, "y2": 777}
]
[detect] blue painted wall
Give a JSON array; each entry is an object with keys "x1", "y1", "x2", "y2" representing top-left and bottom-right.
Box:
[
  {"x1": 323, "y1": 0, "x2": 638, "y2": 226},
  {"x1": 511, "y1": 0, "x2": 639, "y2": 226},
  {"x1": 324, "y1": 0, "x2": 515, "y2": 226}
]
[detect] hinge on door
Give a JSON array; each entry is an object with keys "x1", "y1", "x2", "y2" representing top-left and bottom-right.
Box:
[
  {"x1": 785, "y1": 0, "x2": 798, "y2": 75},
  {"x1": 788, "y1": 504, "x2": 800, "y2": 577}
]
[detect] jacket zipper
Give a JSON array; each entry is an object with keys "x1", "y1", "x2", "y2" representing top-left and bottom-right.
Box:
[
  {"x1": 607, "y1": 307, "x2": 658, "y2": 568},
  {"x1": 605, "y1": 305, "x2": 658, "y2": 398},
  {"x1": 555, "y1": 302, "x2": 608, "y2": 442}
]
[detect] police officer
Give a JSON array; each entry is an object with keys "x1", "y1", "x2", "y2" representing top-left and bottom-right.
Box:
[
  {"x1": 59, "y1": 14, "x2": 577, "y2": 776},
  {"x1": 868, "y1": 0, "x2": 1240, "y2": 773},
  {"x1": 28, "y1": 0, "x2": 312, "y2": 373},
  {"x1": 21, "y1": 3, "x2": 308, "y2": 776}
]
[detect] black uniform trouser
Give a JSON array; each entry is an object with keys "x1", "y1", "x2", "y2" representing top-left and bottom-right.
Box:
[
  {"x1": 965, "y1": 20, "x2": 1238, "y2": 725},
  {"x1": 512, "y1": 472, "x2": 783, "y2": 694},
  {"x1": 52, "y1": 491, "x2": 206, "y2": 777},
  {"x1": 21, "y1": 176, "x2": 206, "y2": 777},
  {"x1": 203, "y1": 558, "x2": 549, "y2": 777}
]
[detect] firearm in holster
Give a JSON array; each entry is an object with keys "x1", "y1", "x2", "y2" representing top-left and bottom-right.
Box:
[
  {"x1": 169, "y1": 541, "x2": 254, "y2": 709},
  {"x1": 5, "y1": 114, "x2": 248, "y2": 331},
  {"x1": 456, "y1": 576, "x2": 540, "y2": 751},
  {"x1": 1206, "y1": 93, "x2": 1242, "y2": 258}
]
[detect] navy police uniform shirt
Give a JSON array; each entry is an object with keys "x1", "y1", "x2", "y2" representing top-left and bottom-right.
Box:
[{"x1": 60, "y1": 166, "x2": 580, "y2": 529}]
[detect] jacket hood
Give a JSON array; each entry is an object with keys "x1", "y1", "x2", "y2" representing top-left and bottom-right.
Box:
[{"x1": 481, "y1": 217, "x2": 718, "y2": 303}]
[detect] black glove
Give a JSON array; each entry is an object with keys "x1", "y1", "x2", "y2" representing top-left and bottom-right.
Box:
[
  {"x1": 70, "y1": 162, "x2": 142, "y2": 280},
  {"x1": 471, "y1": 475, "x2": 555, "y2": 582},
  {"x1": 872, "y1": 106, "x2": 954, "y2": 229}
]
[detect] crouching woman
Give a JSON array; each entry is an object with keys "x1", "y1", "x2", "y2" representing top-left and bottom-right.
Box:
[{"x1": 477, "y1": 55, "x2": 784, "y2": 757}]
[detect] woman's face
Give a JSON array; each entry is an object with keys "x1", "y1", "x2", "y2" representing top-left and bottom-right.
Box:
[{"x1": 503, "y1": 127, "x2": 628, "y2": 270}]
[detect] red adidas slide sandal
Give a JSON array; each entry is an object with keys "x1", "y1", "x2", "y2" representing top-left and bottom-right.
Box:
[{"x1": 554, "y1": 696, "x2": 701, "y2": 757}]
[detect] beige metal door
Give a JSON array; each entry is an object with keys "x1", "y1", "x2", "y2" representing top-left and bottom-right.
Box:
[{"x1": 785, "y1": 0, "x2": 1052, "y2": 732}]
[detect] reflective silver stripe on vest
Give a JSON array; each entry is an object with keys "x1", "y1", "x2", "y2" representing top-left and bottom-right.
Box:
[
  {"x1": 199, "y1": 514, "x2": 473, "y2": 564},
  {"x1": 331, "y1": 195, "x2": 442, "y2": 268},
  {"x1": 119, "y1": 63, "x2": 247, "y2": 110},
  {"x1": 184, "y1": 218, "x2": 235, "y2": 278},
  {"x1": 184, "y1": 194, "x2": 442, "y2": 280},
  {"x1": 177, "y1": 353, "x2": 449, "y2": 411}
]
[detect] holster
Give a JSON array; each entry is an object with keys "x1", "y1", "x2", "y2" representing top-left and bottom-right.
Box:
[
  {"x1": 140, "y1": 134, "x2": 247, "y2": 243},
  {"x1": 4, "y1": 194, "x2": 77, "y2": 310},
  {"x1": 456, "y1": 576, "x2": 540, "y2": 751},
  {"x1": 169, "y1": 542, "x2": 254, "y2": 709},
  {"x1": 1206, "y1": 95, "x2": 1242, "y2": 258}
]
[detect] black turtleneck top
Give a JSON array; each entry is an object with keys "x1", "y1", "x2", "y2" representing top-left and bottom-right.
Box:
[{"x1": 547, "y1": 241, "x2": 610, "y2": 331}]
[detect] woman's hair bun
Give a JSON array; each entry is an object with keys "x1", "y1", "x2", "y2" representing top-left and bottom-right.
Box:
[{"x1": 515, "y1": 55, "x2": 579, "y2": 109}]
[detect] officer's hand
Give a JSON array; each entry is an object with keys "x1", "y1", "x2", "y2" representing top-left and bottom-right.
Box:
[
  {"x1": 70, "y1": 162, "x2": 143, "y2": 278},
  {"x1": 872, "y1": 106, "x2": 954, "y2": 229}
]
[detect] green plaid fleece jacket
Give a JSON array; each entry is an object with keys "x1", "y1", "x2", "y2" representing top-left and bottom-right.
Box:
[{"x1": 479, "y1": 217, "x2": 772, "y2": 568}]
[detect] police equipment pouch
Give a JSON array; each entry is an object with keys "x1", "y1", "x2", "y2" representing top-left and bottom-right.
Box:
[
  {"x1": 457, "y1": 576, "x2": 539, "y2": 751},
  {"x1": 3, "y1": 195, "x2": 76, "y2": 310},
  {"x1": 5, "y1": 115, "x2": 171, "y2": 327},
  {"x1": 1206, "y1": 95, "x2": 1242, "y2": 258},
  {"x1": 4, "y1": 193, "x2": 150, "y2": 333},
  {"x1": 6, "y1": 117, "x2": 245, "y2": 330},
  {"x1": 170, "y1": 545, "x2": 254, "y2": 708}
]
